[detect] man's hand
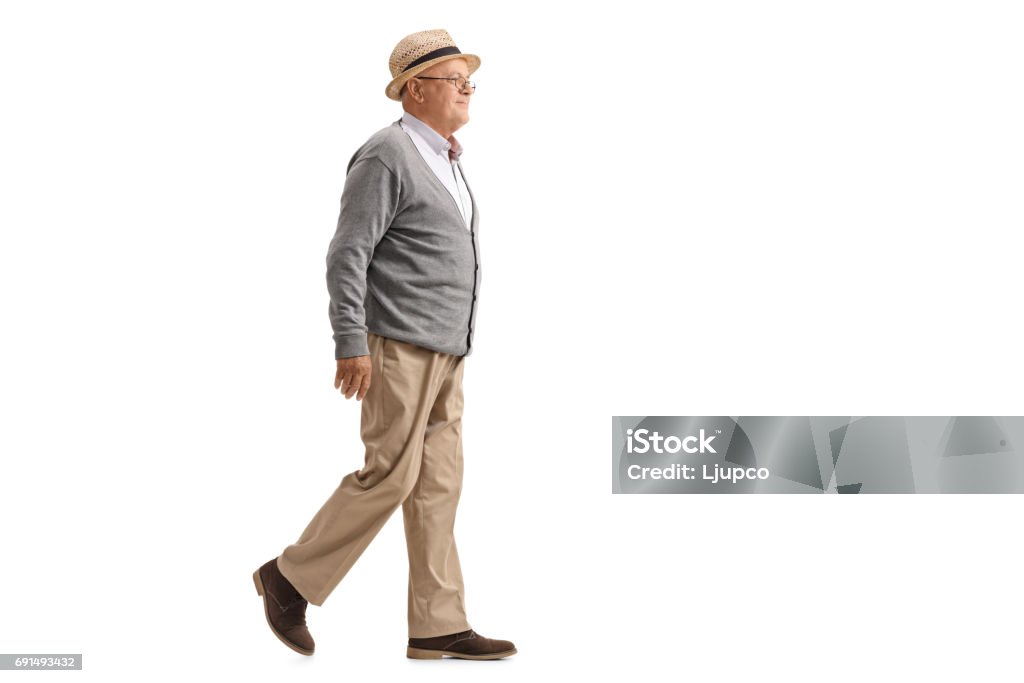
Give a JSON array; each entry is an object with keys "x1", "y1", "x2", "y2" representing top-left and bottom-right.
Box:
[{"x1": 335, "y1": 355, "x2": 372, "y2": 400}]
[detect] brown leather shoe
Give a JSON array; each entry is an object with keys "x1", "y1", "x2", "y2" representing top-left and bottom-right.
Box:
[
  {"x1": 407, "y1": 629, "x2": 517, "y2": 660},
  {"x1": 252, "y1": 557, "x2": 315, "y2": 655}
]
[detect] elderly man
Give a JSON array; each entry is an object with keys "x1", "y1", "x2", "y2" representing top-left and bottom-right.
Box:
[{"x1": 251, "y1": 29, "x2": 516, "y2": 661}]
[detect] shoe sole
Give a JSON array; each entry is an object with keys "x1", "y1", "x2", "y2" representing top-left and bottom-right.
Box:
[
  {"x1": 252, "y1": 569, "x2": 315, "y2": 656},
  {"x1": 407, "y1": 646, "x2": 518, "y2": 660}
]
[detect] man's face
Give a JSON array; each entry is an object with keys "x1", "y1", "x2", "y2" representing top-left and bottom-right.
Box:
[{"x1": 414, "y1": 57, "x2": 472, "y2": 132}]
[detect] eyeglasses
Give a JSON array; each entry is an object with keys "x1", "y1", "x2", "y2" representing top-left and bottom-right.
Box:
[{"x1": 414, "y1": 76, "x2": 477, "y2": 93}]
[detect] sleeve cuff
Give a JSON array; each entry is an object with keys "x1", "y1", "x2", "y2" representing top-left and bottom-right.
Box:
[{"x1": 335, "y1": 333, "x2": 370, "y2": 359}]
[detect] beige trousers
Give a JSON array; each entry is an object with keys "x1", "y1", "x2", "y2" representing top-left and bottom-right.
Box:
[{"x1": 277, "y1": 332, "x2": 471, "y2": 638}]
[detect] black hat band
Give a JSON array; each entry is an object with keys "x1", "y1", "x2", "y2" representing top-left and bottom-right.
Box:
[{"x1": 402, "y1": 46, "x2": 462, "y2": 73}]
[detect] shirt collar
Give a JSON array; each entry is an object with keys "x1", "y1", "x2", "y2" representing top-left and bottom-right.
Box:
[{"x1": 401, "y1": 111, "x2": 464, "y2": 161}]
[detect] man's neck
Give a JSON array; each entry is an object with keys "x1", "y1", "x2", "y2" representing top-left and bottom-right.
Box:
[{"x1": 404, "y1": 110, "x2": 454, "y2": 140}]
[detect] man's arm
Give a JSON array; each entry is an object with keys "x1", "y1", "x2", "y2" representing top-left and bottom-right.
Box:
[
  {"x1": 326, "y1": 155, "x2": 400, "y2": 359},
  {"x1": 327, "y1": 155, "x2": 400, "y2": 401}
]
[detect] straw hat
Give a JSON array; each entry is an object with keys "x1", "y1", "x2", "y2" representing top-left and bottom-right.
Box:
[{"x1": 385, "y1": 29, "x2": 480, "y2": 101}]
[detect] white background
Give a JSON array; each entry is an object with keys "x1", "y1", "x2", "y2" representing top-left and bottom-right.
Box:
[{"x1": 1, "y1": 1, "x2": 1022, "y2": 681}]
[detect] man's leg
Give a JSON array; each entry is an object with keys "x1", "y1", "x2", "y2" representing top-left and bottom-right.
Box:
[
  {"x1": 403, "y1": 354, "x2": 472, "y2": 638},
  {"x1": 276, "y1": 333, "x2": 452, "y2": 606}
]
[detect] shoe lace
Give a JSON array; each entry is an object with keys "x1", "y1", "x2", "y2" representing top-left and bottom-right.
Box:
[
  {"x1": 271, "y1": 591, "x2": 308, "y2": 626},
  {"x1": 283, "y1": 596, "x2": 306, "y2": 612}
]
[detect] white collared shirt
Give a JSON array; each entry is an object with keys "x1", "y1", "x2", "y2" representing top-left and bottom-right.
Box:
[{"x1": 399, "y1": 111, "x2": 473, "y2": 230}]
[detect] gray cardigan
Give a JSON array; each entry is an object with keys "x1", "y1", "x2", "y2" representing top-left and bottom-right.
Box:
[{"x1": 326, "y1": 118, "x2": 481, "y2": 359}]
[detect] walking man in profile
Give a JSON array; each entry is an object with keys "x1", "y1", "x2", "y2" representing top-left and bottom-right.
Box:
[{"x1": 252, "y1": 28, "x2": 516, "y2": 661}]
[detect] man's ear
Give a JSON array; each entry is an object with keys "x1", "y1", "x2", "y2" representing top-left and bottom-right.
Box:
[{"x1": 406, "y1": 78, "x2": 427, "y2": 103}]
